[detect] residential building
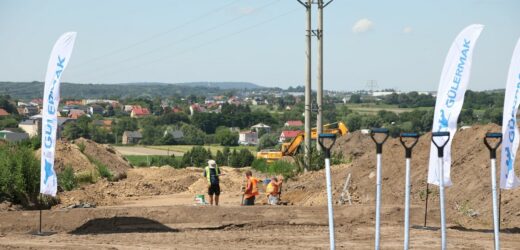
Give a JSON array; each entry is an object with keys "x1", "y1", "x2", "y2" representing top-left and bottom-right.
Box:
[
  {"x1": 88, "y1": 105, "x2": 104, "y2": 115},
  {"x1": 122, "y1": 131, "x2": 142, "y2": 144},
  {"x1": 57, "y1": 117, "x2": 74, "y2": 138},
  {"x1": 123, "y1": 105, "x2": 133, "y2": 112},
  {"x1": 18, "y1": 118, "x2": 41, "y2": 137},
  {"x1": 279, "y1": 130, "x2": 302, "y2": 143},
  {"x1": 0, "y1": 130, "x2": 29, "y2": 142},
  {"x1": 23, "y1": 106, "x2": 39, "y2": 116},
  {"x1": 164, "y1": 129, "x2": 184, "y2": 139},
  {"x1": 251, "y1": 123, "x2": 271, "y2": 134},
  {"x1": 68, "y1": 109, "x2": 86, "y2": 119},
  {"x1": 130, "y1": 106, "x2": 150, "y2": 118},
  {"x1": 284, "y1": 120, "x2": 304, "y2": 127},
  {"x1": 0, "y1": 108, "x2": 10, "y2": 117},
  {"x1": 239, "y1": 131, "x2": 258, "y2": 146}
]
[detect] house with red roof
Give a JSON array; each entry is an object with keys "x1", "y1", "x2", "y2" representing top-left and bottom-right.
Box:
[
  {"x1": 0, "y1": 108, "x2": 10, "y2": 117},
  {"x1": 130, "y1": 106, "x2": 150, "y2": 118},
  {"x1": 284, "y1": 120, "x2": 304, "y2": 127},
  {"x1": 279, "y1": 130, "x2": 302, "y2": 143},
  {"x1": 68, "y1": 109, "x2": 86, "y2": 119}
]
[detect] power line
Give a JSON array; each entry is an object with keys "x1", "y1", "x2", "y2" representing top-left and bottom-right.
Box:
[
  {"x1": 71, "y1": 0, "x2": 281, "y2": 76},
  {"x1": 68, "y1": 0, "x2": 243, "y2": 72},
  {"x1": 81, "y1": 7, "x2": 299, "y2": 82}
]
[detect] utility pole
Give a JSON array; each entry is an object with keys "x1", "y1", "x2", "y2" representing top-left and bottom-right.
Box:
[
  {"x1": 316, "y1": 0, "x2": 334, "y2": 152},
  {"x1": 297, "y1": 0, "x2": 312, "y2": 170}
]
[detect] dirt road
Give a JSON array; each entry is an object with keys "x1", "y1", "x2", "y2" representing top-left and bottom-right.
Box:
[
  {"x1": 113, "y1": 146, "x2": 183, "y2": 156},
  {"x1": 1, "y1": 204, "x2": 518, "y2": 249}
]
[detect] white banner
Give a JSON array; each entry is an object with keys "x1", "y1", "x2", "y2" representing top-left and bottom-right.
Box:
[
  {"x1": 40, "y1": 32, "x2": 77, "y2": 196},
  {"x1": 428, "y1": 24, "x2": 484, "y2": 187},
  {"x1": 500, "y1": 38, "x2": 520, "y2": 190}
]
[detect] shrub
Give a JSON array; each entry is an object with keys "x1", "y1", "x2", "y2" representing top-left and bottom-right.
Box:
[
  {"x1": 251, "y1": 158, "x2": 268, "y2": 173},
  {"x1": 0, "y1": 143, "x2": 40, "y2": 207},
  {"x1": 182, "y1": 146, "x2": 212, "y2": 167},
  {"x1": 257, "y1": 134, "x2": 279, "y2": 150},
  {"x1": 150, "y1": 155, "x2": 185, "y2": 168},
  {"x1": 251, "y1": 158, "x2": 297, "y2": 179},
  {"x1": 270, "y1": 160, "x2": 298, "y2": 179},
  {"x1": 58, "y1": 166, "x2": 77, "y2": 191}
]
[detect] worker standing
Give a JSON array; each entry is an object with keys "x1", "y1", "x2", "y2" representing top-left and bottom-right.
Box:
[
  {"x1": 243, "y1": 170, "x2": 259, "y2": 206},
  {"x1": 204, "y1": 160, "x2": 223, "y2": 206},
  {"x1": 266, "y1": 176, "x2": 283, "y2": 205}
]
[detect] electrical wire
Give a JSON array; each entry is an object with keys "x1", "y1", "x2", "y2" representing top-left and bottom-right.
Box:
[
  {"x1": 70, "y1": 0, "x2": 280, "y2": 76},
  {"x1": 82, "y1": 7, "x2": 299, "y2": 82},
  {"x1": 68, "y1": 0, "x2": 243, "y2": 72}
]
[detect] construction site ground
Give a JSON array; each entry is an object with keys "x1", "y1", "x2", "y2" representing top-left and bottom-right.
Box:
[{"x1": 1, "y1": 124, "x2": 519, "y2": 249}]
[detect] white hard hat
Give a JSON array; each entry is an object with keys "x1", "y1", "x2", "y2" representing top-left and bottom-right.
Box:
[{"x1": 208, "y1": 160, "x2": 216, "y2": 166}]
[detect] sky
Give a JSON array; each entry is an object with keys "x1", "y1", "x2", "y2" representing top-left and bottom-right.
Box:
[{"x1": 0, "y1": 0, "x2": 519, "y2": 91}]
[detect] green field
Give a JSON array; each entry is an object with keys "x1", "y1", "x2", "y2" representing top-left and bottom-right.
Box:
[
  {"x1": 124, "y1": 155, "x2": 159, "y2": 166},
  {"x1": 146, "y1": 144, "x2": 257, "y2": 155}
]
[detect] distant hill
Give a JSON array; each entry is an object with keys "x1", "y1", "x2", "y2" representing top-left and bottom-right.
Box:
[
  {"x1": 174, "y1": 82, "x2": 263, "y2": 90},
  {"x1": 0, "y1": 81, "x2": 263, "y2": 99}
]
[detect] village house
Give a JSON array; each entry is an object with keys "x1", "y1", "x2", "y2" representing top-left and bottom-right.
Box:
[
  {"x1": 239, "y1": 131, "x2": 258, "y2": 146},
  {"x1": 68, "y1": 109, "x2": 86, "y2": 119},
  {"x1": 279, "y1": 130, "x2": 302, "y2": 143},
  {"x1": 18, "y1": 118, "x2": 41, "y2": 137},
  {"x1": 122, "y1": 131, "x2": 142, "y2": 144},
  {"x1": 88, "y1": 105, "x2": 104, "y2": 116},
  {"x1": 251, "y1": 123, "x2": 271, "y2": 134},
  {"x1": 0, "y1": 130, "x2": 29, "y2": 142},
  {"x1": 130, "y1": 106, "x2": 150, "y2": 118},
  {"x1": 284, "y1": 120, "x2": 304, "y2": 127},
  {"x1": 0, "y1": 108, "x2": 10, "y2": 117}
]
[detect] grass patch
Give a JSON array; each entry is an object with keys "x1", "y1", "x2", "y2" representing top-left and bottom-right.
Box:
[
  {"x1": 76, "y1": 170, "x2": 97, "y2": 184},
  {"x1": 57, "y1": 166, "x2": 77, "y2": 191},
  {"x1": 83, "y1": 154, "x2": 113, "y2": 181},
  {"x1": 124, "y1": 155, "x2": 155, "y2": 166},
  {"x1": 77, "y1": 142, "x2": 86, "y2": 153}
]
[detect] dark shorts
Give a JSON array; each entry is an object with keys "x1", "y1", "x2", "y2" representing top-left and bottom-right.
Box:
[
  {"x1": 208, "y1": 184, "x2": 220, "y2": 196},
  {"x1": 244, "y1": 196, "x2": 255, "y2": 206}
]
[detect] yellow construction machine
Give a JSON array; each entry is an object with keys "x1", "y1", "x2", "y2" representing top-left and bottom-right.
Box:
[{"x1": 256, "y1": 122, "x2": 348, "y2": 163}]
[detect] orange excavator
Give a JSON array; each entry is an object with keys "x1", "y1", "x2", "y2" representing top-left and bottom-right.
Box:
[{"x1": 256, "y1": 122, "x2": 348, "y2": 163}]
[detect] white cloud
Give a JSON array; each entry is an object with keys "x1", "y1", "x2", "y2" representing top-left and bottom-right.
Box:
[
  {"x1": 352, "y1": 18, "x2": 374, "y2": 34},
  {"x1": 403, "y1": 27, "x2": 413, "y2": 34}
]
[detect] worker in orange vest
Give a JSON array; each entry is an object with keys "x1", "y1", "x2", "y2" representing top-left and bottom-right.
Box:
[
  {"x1": 266, "y1": 176, "x2": 283, "y2": 205},
  {"x1": 243, "y1": 170, "x2": 259, "y2": 206}
]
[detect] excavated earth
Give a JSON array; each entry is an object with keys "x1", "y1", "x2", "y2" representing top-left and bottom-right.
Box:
[{"x1": 1, "y1": 125, "x2": 519, "y2": 249}]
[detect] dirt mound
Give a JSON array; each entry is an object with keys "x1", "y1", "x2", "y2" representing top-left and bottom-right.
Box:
[
  {"x1": 73, "y1": 138, "x2": 131, "y2": 179},
  {"x1": 36, "y1": 140, "x2": 96, "y2": 174},
  {"x1": 284, "y1": 124, "x2": 520, "y2": 228},
  {"x1": 57, "y1": 166, "x2": 253, "y2": 207}
]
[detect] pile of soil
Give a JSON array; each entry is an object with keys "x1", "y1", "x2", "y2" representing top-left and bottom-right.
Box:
[
  {"x1": 283, "y1": 124, "x2": 520, "y2": 228},
  {"x1": 73, "y1": 138, "x2": 131, "y2": 180},
  {"x1": 58, "y1": 167, "x2": 254, "y2": 207},
  {"x1": 36, "y1": 138, "x2": 131, "y2": 179},
  {"x1": 36, "y1": 139, "x2": 96, "y2": 174}
]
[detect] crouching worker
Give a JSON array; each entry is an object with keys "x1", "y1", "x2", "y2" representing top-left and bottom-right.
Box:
[
  {"x1": 204, "y1": 160, "x2": 224, "y2": 206},
  {"x1": 266, "y1": 176, "x2": 283, "y2": 205},
  {"x1": 243, "y1": 170, "x2": 259, "y2": 206}
]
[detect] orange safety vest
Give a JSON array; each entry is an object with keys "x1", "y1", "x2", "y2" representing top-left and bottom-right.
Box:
[
  {"x1": 266, "y1": 182, "x2": 279, "y2": 196},
  {"x1": 245, "y1": 177, "x2": 259, "y2": 198}
]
